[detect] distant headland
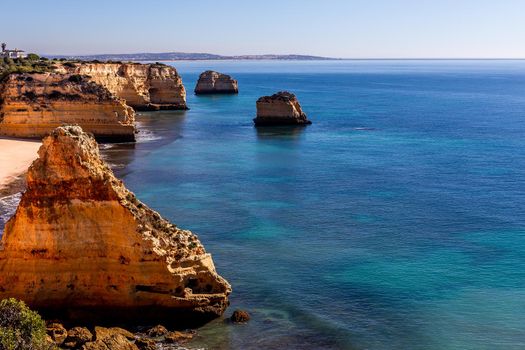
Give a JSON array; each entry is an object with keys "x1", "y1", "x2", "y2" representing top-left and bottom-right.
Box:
[{"x1": 49, "y1": 52, "x2": 339, "y2": 61}]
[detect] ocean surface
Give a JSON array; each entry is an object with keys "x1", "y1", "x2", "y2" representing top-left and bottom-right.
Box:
[{"x1": 2, "y1": 60, "x2": 525, "y2": 349}]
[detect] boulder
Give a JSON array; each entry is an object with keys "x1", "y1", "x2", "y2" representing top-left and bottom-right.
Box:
[
  {"x1": 230, "y1": 309, "x2": 251, "y2": 323},
  {"x1": 63, "y1": 327, "x2": 93, "y2": 348},
  {"x1": 82, "y1": 335, "x2": 137, "y2": 350},
  {"x1": 95, "y1": 327, "x2": 135, "y2": 341},
  {"x1": 146, "y1": 325, "x2": 168, "y2": 337},
  {"x1": 194, "y1": 71, "x2": 238, "y2": 95},
  {"x1": 46, "y1": 322, "x2": 67, "y2": 345},
  {"x1": 135, "y1": 338, "x2": 156, "y2": 350},
  {"x1": 253, "y1": 91, "x2": 312, "y2": 126},
  {"x1": 0, "y1": 126, "x2": 231, "y2": 326},
  {"x1": 164, "y1": 331, "x2": 194, "y2": 344}
]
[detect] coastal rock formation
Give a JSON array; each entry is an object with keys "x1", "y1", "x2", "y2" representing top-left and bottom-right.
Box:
[
  {"x1": 253, "y1": 91, "x2": 312, "y2": 126},
  {"x1": 194, "y1": 71, "x2": 238, "y2": 94},
  {"x1": 61, "y1": 62, "x2": 188, "y2": 111},
  {"x1": 0, "y1": 73, "x2": 135, "y2": 142},
  {"x1": 0, "y1": 126, "x2": 231, "y2": 325}
]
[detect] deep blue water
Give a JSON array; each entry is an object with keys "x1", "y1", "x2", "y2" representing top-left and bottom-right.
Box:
[{"x1": 5, "y1": 60, "x2": 525, "y2": 349}]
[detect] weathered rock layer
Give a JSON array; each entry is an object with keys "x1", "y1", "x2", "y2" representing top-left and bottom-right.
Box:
[
  {"x1": 62, "y1": 62, "x2": 188, "y2": 111},
  {"x1": 0, "y1": 126, "x2": 230, "y2": 325},
  {"x1": 253, "y1": 91, "x2": 312, "y2": 126},
  {"x1": 0, "y1": 73, "x2": 135, "y2": 142},
  {"x1": 194, "y1": 71, "x2": 238, "y2": 95}
]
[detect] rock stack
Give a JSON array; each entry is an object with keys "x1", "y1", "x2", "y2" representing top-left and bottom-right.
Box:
[
  {"x1": 194, "y1": 71, "x2": 238, "y2": 95},
  {"x1": 253, "y1": 91, "x2": 312, "y2": 126},
  {"x1": 0, "y1": 126, "x2": 231, "y2": 325}
]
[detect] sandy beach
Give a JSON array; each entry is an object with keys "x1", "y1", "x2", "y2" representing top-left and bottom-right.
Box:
[{"x1": 0, "y1": 138, "x2": 41, "y2": 192}]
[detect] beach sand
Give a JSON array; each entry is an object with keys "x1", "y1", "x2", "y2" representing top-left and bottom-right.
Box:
[{"x1": 0, "y1": 138, "x2": 40, "y2": 193}]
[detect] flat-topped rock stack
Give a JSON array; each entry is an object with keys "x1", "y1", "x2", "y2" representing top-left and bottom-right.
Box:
[
  {"x1": 61, "y1": 62, "x2": 188, "y2": 111},
  {"x1": 0, "y1": 73, "x2": 136, "y2": 142},
  {"x1": 194, "y1": 71, "x2": 238, "y2": 95},
  {"x1": 0, "y1": 126, "x2": 231, "y2": 325},
  {"x1": 253, "y1": 91, "x2": 312, "y2": 126}
]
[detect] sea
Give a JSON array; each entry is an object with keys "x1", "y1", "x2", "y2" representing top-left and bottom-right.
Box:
[{"x1": 2, "y1": 60, "x2": 525, "y2": 349}]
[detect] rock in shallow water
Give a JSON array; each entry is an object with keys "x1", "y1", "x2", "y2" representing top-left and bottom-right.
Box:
[
  {"x1": 0, "y1": 125, "x2": 231, "y2": 326},
  {"x1": 194, "y1": 70, "x2": 238, "y2": 95},
  {"x1": 253, "y1": 91, "x2": 312, "y2": 126},
  {"x1": 230, "y1": 309, "x2": 251, "y2": 323}
]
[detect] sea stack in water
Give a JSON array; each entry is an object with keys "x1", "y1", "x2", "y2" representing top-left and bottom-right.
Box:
[
  {"x1": 0, "y1": 126, "x2": 231, "y2": 325},
  {"x1": 253, "y1": 91, "x2": 311, "y2": 126},
  {"x1": 0, "y1": 73, "x2": 136, "y2": 142},
  {"x1": 194, "y1": 71, "x2": 238, "y2": 95}
]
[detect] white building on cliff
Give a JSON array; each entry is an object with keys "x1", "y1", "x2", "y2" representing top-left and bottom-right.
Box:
[{"x1": 1, "y1": 43, "x2": 27, "y2": 59}]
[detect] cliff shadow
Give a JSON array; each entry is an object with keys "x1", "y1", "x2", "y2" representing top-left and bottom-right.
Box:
[
  {"x1": 254, "y1": 125, "x2": 308, "y2": 141},
  {"x1": 100, "y1": 110, "x2": 188, "y2": 178}
]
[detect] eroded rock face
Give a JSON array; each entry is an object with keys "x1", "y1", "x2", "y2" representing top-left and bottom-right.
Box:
[
  {"x1": 0, "y1": 126, "x2": 230, "y2": 325},
  {"x1": 194, "y1": 71, "x2": 238, "y2": 95},
  {"x1": 61, "y1": 62, "x2": 188, "y2": 111},
  {"x1": 0, "y1": 73, "x2": 135, "y2": 141},
  {"x1": 253, "y1": 91, "x2": 312, "y2": 126}
]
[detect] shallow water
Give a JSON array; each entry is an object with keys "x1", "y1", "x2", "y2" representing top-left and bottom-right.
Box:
[{"x1": 3, "y1": 60, "x2": 525, "y2": 349}]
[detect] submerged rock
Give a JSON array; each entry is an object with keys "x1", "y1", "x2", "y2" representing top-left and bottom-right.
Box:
[
  {"x1": 0, "y1": 73, "x2": 135, "y2": 142},
  {"x1": 253, "y1": 91, "x2": 312, "y2": 126},
  {"x1": 230, "y1": 309, "x2": 251, "y2": 323},
  {"x1": 194, "y1": 70, "x2": 238, "y2": 95},
  {"x1": 0, "y1": 126, "x2": 231, "y2": 326}
]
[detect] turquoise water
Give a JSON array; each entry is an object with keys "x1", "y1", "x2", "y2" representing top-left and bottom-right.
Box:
[{"x1": 6, "y1": 60, "x2": 525, "y2": 349}]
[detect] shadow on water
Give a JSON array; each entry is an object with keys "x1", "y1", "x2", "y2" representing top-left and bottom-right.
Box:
[
  {"x1": 254, "y1": 125, "x2": 308, "y2": 141},
  {"x1": 100, "y1": 110, "x2": 188, "y2": 178}
]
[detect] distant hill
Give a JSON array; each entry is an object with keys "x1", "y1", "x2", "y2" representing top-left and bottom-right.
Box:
[{"x1": 50, "y1": 52, "x2": 338, "y2": 61}]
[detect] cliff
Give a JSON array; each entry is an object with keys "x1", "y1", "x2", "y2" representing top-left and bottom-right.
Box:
[
  {"x1": 61, "y1": 62, "x2": 188, "y2": 111},
  {"x1": 253, "y1": 91, "x2": 312, "y2": 126},
  {"x1": 194, "y1": 71, "x2": 238, "y2": 95},
  {"x1": 0, "y1": 126, "x2": 231, "y2": 325},
  {"x1": 0, "y1": 73, "x2": 135, "y2": 142}
]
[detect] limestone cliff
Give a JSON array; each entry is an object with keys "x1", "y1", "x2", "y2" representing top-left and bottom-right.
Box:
[
  {"x1": 194, "y1": 71, "x2": 238, "y2": 95},
  {"x1": 61, "y1": 62, "x2": 188, "y2": 111},
  {"x1": 0, "y1": 126, "x2": 230, "y2": 325},
  {"x1": 0, "y1": 73, "x2": 135, "y2": 142},
  {"x1": 253, "y1": 91, "x2": 312, "y2": 126}
]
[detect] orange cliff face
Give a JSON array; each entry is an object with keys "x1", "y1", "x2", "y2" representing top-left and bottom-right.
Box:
[
  {"x1": 0, "y1": 73, "x2": 136, "y2": 142},
  {"x1": 61, "y1": 62, "x2": 188, "y2": 111},
  {"x1": 0, "y1": 126, "x2": 231, "y2": 325}
]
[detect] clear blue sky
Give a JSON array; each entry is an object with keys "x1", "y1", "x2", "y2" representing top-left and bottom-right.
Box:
[{"x1": 3, "y1": 0, "x2": 525, "y2": 58}]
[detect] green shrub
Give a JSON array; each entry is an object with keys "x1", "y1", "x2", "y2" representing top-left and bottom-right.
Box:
[
  {"x1": 68, "y1": 74, "x2": 83, "y2": 83},
  {"x1": 26, "y1": 54, "x2": 40, "y2": 61},
  {"x1": 0, "y1": 298, "x2": 48, "y2": 350}
]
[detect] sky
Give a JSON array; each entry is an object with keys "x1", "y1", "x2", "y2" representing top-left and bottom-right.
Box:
[{"x1": 2, "y1": 0, "x2": 525, "y2": 58}]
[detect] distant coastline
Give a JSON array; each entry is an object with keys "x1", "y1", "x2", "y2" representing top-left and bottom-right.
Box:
[{"x1": 48, "y1": 52, "x2": 340, "y2": 61}]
